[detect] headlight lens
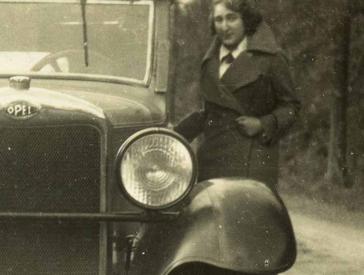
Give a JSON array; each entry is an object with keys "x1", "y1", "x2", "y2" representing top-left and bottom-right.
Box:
[{"x1": 117, "y1": 128, "x2": 196, "y2": 209}]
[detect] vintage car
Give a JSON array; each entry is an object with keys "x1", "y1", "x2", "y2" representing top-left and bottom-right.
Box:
[{"x1": 0, "y1": 0, "x2": 296, "y2": 274}]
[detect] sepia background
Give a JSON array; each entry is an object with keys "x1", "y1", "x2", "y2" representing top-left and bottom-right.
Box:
[{"x1": 172, "y1": 0, "x2": 364, "y2": 274}]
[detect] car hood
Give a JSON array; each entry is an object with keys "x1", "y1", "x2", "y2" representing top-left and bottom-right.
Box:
[{"x1": 0, "y1": 78, "x2": 165, "y2": 126}]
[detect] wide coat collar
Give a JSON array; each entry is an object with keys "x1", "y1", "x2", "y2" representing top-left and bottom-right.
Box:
[
  {"x1": 200, "y1": 22, "x2": 280, "y2": 114},
  {"x1": 202, "y1": 22, "x2": 280, "y2": 63}
]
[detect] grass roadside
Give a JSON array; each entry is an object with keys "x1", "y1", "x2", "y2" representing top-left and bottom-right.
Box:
[
  {"x1": 278, "y1": 181, "x2": 364, "y2": 230},
  {"x1": 278, "y1": 152, "x2": 364, "y2": 213}
]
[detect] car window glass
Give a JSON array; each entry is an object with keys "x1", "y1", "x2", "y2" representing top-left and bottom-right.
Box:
[{"x1": 0, "y1": 0, "x2": 153, "y2": 83}]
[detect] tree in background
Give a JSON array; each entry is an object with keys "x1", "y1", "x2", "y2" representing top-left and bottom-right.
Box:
[{"x1": 326, "y1": 1, "x2": 352, "y2": 187}]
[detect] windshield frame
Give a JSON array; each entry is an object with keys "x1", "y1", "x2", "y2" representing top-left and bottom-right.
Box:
[{"x1": 0, "y1": 0, "x2": 155, "y2": 86}]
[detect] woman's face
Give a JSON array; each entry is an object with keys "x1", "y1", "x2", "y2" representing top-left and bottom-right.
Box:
[{"x1": 213, "y1": 2, "x2": 245, "y2": 50}]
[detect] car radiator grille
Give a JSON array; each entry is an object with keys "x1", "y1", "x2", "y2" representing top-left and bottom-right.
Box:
[{"x1": 0, "y1": 126, "x2": 101, "y2": 274}]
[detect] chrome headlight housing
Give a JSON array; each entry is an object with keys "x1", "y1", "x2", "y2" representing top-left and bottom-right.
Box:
[{"x1": 116, "y1": 128, "x2": 197, "y2": 209}]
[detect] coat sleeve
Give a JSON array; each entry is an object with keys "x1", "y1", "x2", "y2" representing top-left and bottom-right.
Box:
[
  {"x1": 259, "y1": 53, "x2": 300, "y2": 144},
  {"x1": 173, "y1": 109, "x2": 206, "y2": 142}
]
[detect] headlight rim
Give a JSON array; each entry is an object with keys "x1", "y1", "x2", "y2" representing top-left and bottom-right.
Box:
[{"x1": 115, "y1": 127, "x2": 197, "y2": 210}]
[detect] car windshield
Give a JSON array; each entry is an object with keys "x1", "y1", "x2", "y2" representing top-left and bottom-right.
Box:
[{"x1": 0, "y1": 0, "x2": 154, "y2": 84}]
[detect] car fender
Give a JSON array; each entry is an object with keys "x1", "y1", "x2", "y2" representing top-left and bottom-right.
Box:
[{"x1": 129, "y1": 178, "x2": 296, "y2": 275}]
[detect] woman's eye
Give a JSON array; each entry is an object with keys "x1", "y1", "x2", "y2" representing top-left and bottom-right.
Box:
[
  {"x1": 226, "y1": 14, "x2": 239, "y2": 22},
  {"x1": 214, "y1": 16, "x2": 223, "y2": 24}
]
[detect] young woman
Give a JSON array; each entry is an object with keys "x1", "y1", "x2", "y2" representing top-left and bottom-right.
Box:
[{"x1": 175, "y1": 0, "x2": 300, "y2": 189}]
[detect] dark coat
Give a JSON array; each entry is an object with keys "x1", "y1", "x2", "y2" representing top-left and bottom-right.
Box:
[{"x1": 175, "y1": 22, "x2": 300, "y2": 188}]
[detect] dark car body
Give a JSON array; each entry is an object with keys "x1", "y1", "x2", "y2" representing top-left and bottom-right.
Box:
[{"x1": 0, "y1": 0, "x2": 296, "y2": 274}]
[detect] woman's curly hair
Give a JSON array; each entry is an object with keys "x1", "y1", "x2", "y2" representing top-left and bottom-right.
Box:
[{"x1": 210, "y1": 0, "x2": 263, "y2": 36}]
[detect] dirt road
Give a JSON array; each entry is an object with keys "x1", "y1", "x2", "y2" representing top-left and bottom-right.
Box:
[{"x1": 281, "y1": 194, "x2": 364, "y2": 275}]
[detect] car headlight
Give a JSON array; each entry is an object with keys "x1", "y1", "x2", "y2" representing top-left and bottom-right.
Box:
[{"x1": 116, "y1": 128, "x2": 197, "y2": 209}]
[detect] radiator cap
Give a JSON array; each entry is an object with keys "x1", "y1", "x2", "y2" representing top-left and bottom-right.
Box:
[{"x1": 9, "y1": 76, "x2": 31, "y2": 90}]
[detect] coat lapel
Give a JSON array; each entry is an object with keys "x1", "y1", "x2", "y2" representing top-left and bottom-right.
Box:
[
  {"x1": 200, "y1": 22, "x2": 280, "y2": 113},
  {"x1": 221, "y1": 22, "x2": 280, "y2": 91},
  {"x1": 220, "y1": 51, "x2": 262, "y2": 91},
  {"x1": 201, "y1": 55, "x2": 246, "y2": 114}
]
